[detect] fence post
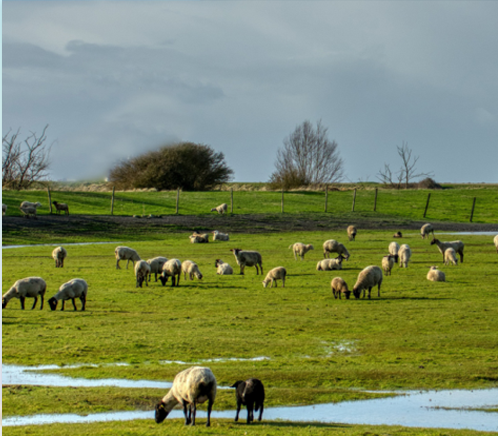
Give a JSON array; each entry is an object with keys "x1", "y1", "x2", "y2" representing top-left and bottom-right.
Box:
[
  {"x1": 324, "y1": 186, "x2": 328, "y2": 212},
  {"x1": 47, "y1": 187, "x2": 52, "y2": 214},
  {"x1": 352, "y1": 189, "x2": 356, "y2": 212},
  {"x1": 281, "y1": 189, "x2": 284, "y2": 213},
  {"x1": 423, "y1": 193, "x2": 431, "y2": 218},
  {"x1": 469, "y1": 197, "x2": 476, "y2": 222},
  {"x1": 110, "y1": 186, "x2": 115, "y2": 215},
  {"x1": 373, "y1": 188, "x2": 378, "y2": 212},
  {"x1": 176, "y1": 188, "x2": 180, "y2": 214},
  {"x1": 231, "y1": 188, "x2": 234, "y2": 214}
]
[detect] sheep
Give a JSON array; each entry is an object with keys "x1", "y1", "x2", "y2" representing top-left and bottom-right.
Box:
[
  {"x1": 316, "y1": 255, "x2": 344, "y2": 271},
  {"x1": 494, "y1": 235, "x2": 498, "y2": 253},
  {"x1": 393, "y1": 231, "x2": 403, "y2": 238},
  {"x1": 427, "y1": 266, "x2": 445, "y2": 282},
  {"x1": 262, "y1": 266, "x2": 286, "y2": 288},
  {"x1": 352, "y1": 265, "x2": 383, "y2": 299},
  {"x1": 20, "y1": 201, "x2": 42, "y2": 209},
  {"x1": 182, "y1": 260, "x2": 203, "y2": 280},
  {"x1": 135, "y1": 260, "x2": 151, "y2": 288},
  {"x1": 52, "y1": 246, "x2": 67, "y2": 268},
  {"x1": 420, "y1": 223, "x2": 434, "y2": 239},
  {"x1": 211, "y1": 203, "x2": 228, "y2": 214},
  {"x1": 115, "y1": 246, "x2": 141, "y2": 269},
  {"x1": 52, "y1": 201, "x2": 69, "y2": 215},
  {"x1": 19, "y1": 205, "x2": 38, "y2": 219},
  {"x1": 331, "y1": 277, "x2": 350, "y2": 299},
  {"x1": 444, "y1": 248, "x2": 458, "y2": 266},
  {"x1": 323, "y1": 239, "x2": 350, "y2": 260},
  {"x1": 2, "y1": 277, "x2": 47, "y2": 310},
  {"x1": 160, "y1": 259, "x2": 182, "y2": 287},
  {"x1": 147, "y1": 257, "x2": 168, "y2": 282},
  {"x1": 382, "y1": 254, "x2": 396, "y2": 276},
  {"x1": 212, "y1": 230, "x2": 229, "y2": 241},
  {"x1": 347, "y1": 225, "x2": 357, "y2": 241},
  {"x1": 215, "y1": 259, "x2": 233, "y2": 275},
  {"x1": 431, "y1": 238, "x2": 464, "y2": 263},
  {"x1": 230, "y1": 248, "x2": 263, "y2": 275},
  {"x1": 2, "y1": 203, "x2": 6, "y2": 215},
  {"x1": 288, "y1": 243, "x2": 314, "y2": 261},
  {"x1": 388, "y1": 241, "x2": 400, "y2": 264},
  {"x1": 231, "y1": 378, "x2": 265, "y2": 424},
  {"x1": 189, "y1": 233, "x2": 209, "y2": 243},
  {"x1": 155, "y1": 366, "x2": 216, "y2": 427},
  {"x1": 48, "y1": 278, "x2": 88, "y2": 311},
  {"x1": 398, "y1": 244, "x2": 411, "y2": 268}
]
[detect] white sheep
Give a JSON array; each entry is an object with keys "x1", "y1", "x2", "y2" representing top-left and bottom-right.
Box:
[
  {"x1": 2, "y1": 277, "x2": 47, "y2": 310},
  {"x1": 323, "y1": 240, "x2": 350, "y2": 260},
  {"x1": 182, "y1": 260, "x2": 203, "y2": 280},
  {"x1": 52, "y1": 246, "x2": 68, "y2": 268},
  {"x1": 444, "y1": 248, "x2": 458, "y2": 266},
  {"x1": 288, "y1": 243, "x2": 314, "y2": 261},
  {"x1": 262, "y1": 266, "x2": 286, "y2": 288},
  {"x1": 211, "y1": 203, "x2": 228, "y2": 214},
  {"x1": 382, "y1": 254, "x2": 396, "y2": 276},
  {"x1": 388, "y1": 242, "x2": 400, "y2": 264},
  {"x1": 316, "y1": 256, "x2": 344, "y2": 271},
  {"x1": 147, "y1": 257, "x2": 168, "y2": 282},
  {"x1": 155, "y1": 366, "x2": 217, "y2": 427},
  {"x1": 2, "y1": 203, "x2": 6, "y2": 215},
  {"x1": 135, "y1": 260, "x2": 151, "y2": 288},
  {"x1": 212, "y1": 230, "x2": 229, "y2": 241},
  {"x1": 52, "y1": 201, "x2": 69, "y2": 215},
  {"x1": 331, "y1": 277, "x2": 350, "y2": 299},
  {"x1": 160, "y1": 258, "x2": 182, "y2": 287},
  {"x1": 431, "y1": 239, "x2": 464, "y2": 263},
  {"x1": 20, "y1": 201, "x2": 42, "y2": 209},
  {"x1": 215, "y1": 259, "x2": 233, "y2": 275},
  {"x1": 230, "y1": 248, "x2": 263, "y2": 275},
  {"x1": 420, "y1": 223, "x2": 434, "y2": 239},
  {"x1": 494, "y1": 235, "x2": 498, "y2": 253},
  {"x1": 427, "y1": 266, "x2": 445, "y2": 282},
  {"x1": 347, "y1": 225, "x2": 357, "y2": 241},
  {"x1": 352, "y1": 265, "x2": 383, "y2": 299},
  {"x1": 20, "y1": 205, "x2": 38, "y2": 219},
  {"x1": 189, "y1": 233, "x2": 209, "y2": 243},
  {"x1": 48, "y1": 278, "x2": 88, "y2": 311},
  {"x1": 115, "y1": 246, "x2": 141, "y2": 269},
  {"x1": 398, "y1": 244, "x2": 411, "y2": 268}
]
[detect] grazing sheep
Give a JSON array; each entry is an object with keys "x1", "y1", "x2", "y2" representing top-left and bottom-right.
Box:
[
  {"x1": 2, "y1": 203, "x2": 6, "y2": 215},
  {"x1": 2, "y1": 277, "x2": 47, "y2": 310},
  {"x1": 444, "y1": 248, "x2": 458, "y2": 266},
  {"x1": 48, "y1": 278, "x2": 88, "y2": 311},
  {"x1": 331, "y1": 277, "x2": 350, "y2": 299},
  {"x1": 262, "y1": 266, "x2": 286, "y2": 288},
  {"x1": 427, "y1": 266, "x2": 445, "y2": 282},
  {"x1": 52, "y1": 246, "x2": 67, "y2": 268},
  {"x1": 211, "y1": 203, "x2": 228, "y2": 214},
  {"x1": 135, "y1": 260, "x2": 151, "y2": 288},
  {"x1": 382, "y1": 254, "x2": 396, "y2": 276},
  {"x1": 147, "y1": 257, "x2": 168, "y2": 282},
  {"x1": 316, "y1": 256, "x2": 344, "y2": 271},
  {"x1": 323, "y1": 240, "x2": 350, "y2": 260},
  {"x1": 347, "y1": 225, "x2": 357, "y2": 241},
  {"x1": 215, "y1": 259, "x2": 233, "y2": 275},
  {"x1": 189, "y1": 233, "x2": 209, "y2": 243},
  {"x1": 155, "y1": 366, "x2": 216, "y2": 427},
  {"x1": 352, "y1": 266, "x2": 383, "y2": 299},
  {"x1": 231, "y1": 378, "x2": 265, "y2": 424},
  {"x1": 398, "y1": 244, "x2": 411, "y2": 268},
  {"x1": 494, "y1": 235, "x2": 498, "y2": 253},
  {"x1": 431, "y1": 239, "x2": 464, "y2": 263},
  {"x1": 388, "y1": 242, "x2": 400, "y2": 264},
  {"x1": 230, "y1": 248, "x2": 263, "y2": 275},
  {"x1": 115, "y1": 246, "x2": 141, "y2": 269},
  {"x1": 289, "y1": 243, "x2": 314, "y2": 261},
  {"x1": 20, "y1": 206, "x2": 38, "y2": 219},
  {"x1": 420, "y1": 223, "x2": 434, "y2": 239},
  {"x1": 212, "y1": 230, "x2": 229, "y2": 241},
  {"x1": 182, "y1": 260, "x2": 203, "y2": 280},
  {"x1": 393, "y1": 231, "x2": 403, "y2": 238},
  {"x1": 52, "y1": 201, "x2": 69, "y2": 215},
  {"x1": 20, "y1": 201, "x2": 42, "y2": 209},
  {"x1": 160, "y1": 259, "x2": 182, "y2": 287}
]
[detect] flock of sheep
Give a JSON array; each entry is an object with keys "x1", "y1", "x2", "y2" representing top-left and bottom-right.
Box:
[{"x1": 2, "y1": 200, "x2": 69, "y2": 218}]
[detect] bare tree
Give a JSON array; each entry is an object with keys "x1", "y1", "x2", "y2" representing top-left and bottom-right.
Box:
[
  {"x1": 269, "y1": 120, "x2": 344, "y2": 189},
  {"x1": 2, "y1": 125, "x2": 52, "y2": 190}
]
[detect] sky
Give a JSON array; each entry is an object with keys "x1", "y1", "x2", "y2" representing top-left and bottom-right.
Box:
[{"x1": 2, "y1": 1, "x2": 497, "y2": 183}]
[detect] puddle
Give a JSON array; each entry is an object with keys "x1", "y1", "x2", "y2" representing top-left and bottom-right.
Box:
[
  {"x1": 443, "y1": 231, "x2": 497, "y2": 236},
  {"x1": 2, "y1": 241, "x2": 121, "y2": 249}
]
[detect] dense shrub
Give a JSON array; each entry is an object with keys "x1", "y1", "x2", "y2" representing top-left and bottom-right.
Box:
[{"x1": 418, "y1": 177, "x2": 442, "y2": 189}]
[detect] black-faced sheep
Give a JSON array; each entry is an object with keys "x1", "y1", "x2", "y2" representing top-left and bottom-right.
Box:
[
  {"x1": 347, "y1": 225, "x2": 357, "y2": 241},
  {"x1": 230, "y1": 249, "x2": 263, "y2": 275},
  {"x1": 262, "y1": 266, "x2": 286, "y2": 288},
  {"x1": 427, "y1": 266, "x2": 445, "y2": 282},
  {"x1": 215, "y1": 259, "x2": 233, "y2": 275},
  {"x1": 135, "y1": 260, "x2": 151, "y2": 288},
  {"x1": 322, "y1": 240, "x2": 350, "y2": 260},
  {"x1": 115, "y1": 246, "x2": 141, "y2": 269},
  {"x1": 48, "y1": 278, "x2": 88, "y2": 311},
  {"x1": 331, "y1": 277, "x2": 350, "y2": 299},
  {"x1": 352, "y1": 266, "x2": 383, "y2": 299},
  {"x1": 388, "y1": 242, "x2": 400, "y2": 264},
  {"x1": 393, "y1": 231, "x2": 403, "y2": 238},
  {"x1": 431, "y1": 239, "x2": 464, "y2": 263},
  {"x1": 52, "y1": 201, "x2": 69, "y2": 215},
  {"x1": 182, "y1": 260, "x2": 203, "y2": 280},
  {"x1": 160, "y1": 259, "x2": 182, "y2": 287},
  {"x1": 211, "y1": 203, "x2": 228, "y2": 214},
  {"x1": 289, "y1": 243, "x2": 314, "y2": 261},
  {"x1": 52, "y1": 246, "x2": 67, "y2": 268},
  {"x1": 2, "y1": 277, "x2": 47, "y2": 310},
  {"x1": 420, "y1": 223, "x2": 434, "y2": 239},
  {"x1": 231, "y1": 378, "x2": 265, "y2": 424}
]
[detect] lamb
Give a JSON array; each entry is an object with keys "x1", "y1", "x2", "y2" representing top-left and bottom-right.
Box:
[
  {"x1": 231, "y1": 378, "x2": 265, "y2": 424},
  {"x1": 160, "y1": 258, "x2": 182, "y2": 287},
  {"x1": 147, "y1": 257, "x2": 168, "y2": 282},
  {"x1": 212, "y1": 230, "x2": 229, "y2": 241},
  {"x1": 215, "y1": 259, "x2": 233, "y2": 275},
  {"x1": 388, "y1": 241, "x2": 400, "y2": 264},
  {"x1": 211, "y1": 203, "x2": 228, "y2": 214},
  {"x1": 289, "y1": 243, "x2": 314, "y2": 261},
  {"x1": 52, "y1": 201, "x2": 69, "y2": 215},
  {"x1": 52, "y1": 246, "x2": 67, "y2": 268},
  {"x1": 444, "y1": 248, "x2": 458, "y2": 266},
  {"x1": 352, "y1": 265, "x2": 383, "y2": 299},
  {"x1": 2, "y1": 203, "x2": 6, "y2": 215},
  {"x1": 189, "y1": 233, "x2": 209, "y2": 243},
  {"x1": 262, "y1": 266, "x2": 286, "y2": 288},
  {"x1": 494, "y1": 235, "x2": 498, "y2": 253},
  {"x1": 20, "y1": 201, "x2": 42, "y2": 209},
  {"x1": 420, "y1": 223, "x2": 434, "y2": 239},
  {"x1": 135, "y1": 260, "x2": 151, "y2": 288},
  {"x1": 48, "y1": 278, "x2": 88, "y2": 311},
  {"x1": 182, "y1": 260, "x2": 203, "y2": 280},
  {"x1": 382, "y1": 254, "x2": 396, "y2": 276},
  {"x1": 393, "y1": 231, "x2": 403, "y2": 238},
  {"x1": 230, "y1": 248, "x2": 263, "y2": 275},
  {"x1": 2, "y1": 277, "x2": 47, "y2": 310},
  {"x1": 316, "y1": 255, "x2": 344, "y2": 271},
  {"x1": 20, "y1": 205, "x2": 38, "y2": 219},
  {"x1": 431, "y1": 238, "x2": 464, "y2": 263},
  {"x1": 323, "y1": 240, "x2": 350, "y2": 260},
  {"x1": 115, "y1": 246, "x2": 141, "y2": 269},
  {"x1": 155, "y1": 366, "x2": 216, "y2": 427},
  {"x1": 331, "y1": 277, "x2": 350, "y2": 299},
  {"x1": 347, "y1": 225, "x2": 357, "y2": 241},
  {"x1": 398, "y1": 244, "x2": 411, "y2": 268},
  {"x1": 427, "y1": 266, "x2": 445, "y2": 282}
]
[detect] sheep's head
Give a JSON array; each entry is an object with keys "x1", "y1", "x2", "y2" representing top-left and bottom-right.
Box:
[
  {"x1": 2, "y1": 298, "x2": 8, "y2": 309},
  {"x1": 352, "y1": 286, "x2": 362, "y2": 299},
  {"x1": 230, "y1": 248, "x2": 242, "y2": 255},
  {"x1": 316, "y1": 262, "x2": 323, "y2": 271},
  {"x1": 393, "y1": 231, "x2": 402, "y2": 238},
  {"x1": 159, "y1": 275, "x2": 168, "y2": 286},
  {"x1": 155, "y1": 402, "x2": 169, "y2": 423},
  {"x1": 215, "y1": 259, "x2": 222, "y2": 267},
  {"x1": 195, "y1": 271, "x2": 203, "y2": 280},
  {"x1": 343, "y1": 289, "x2": 351, "y2": 299},
  {"x1": 48, "y1": 297, "x2": 58, "y2": 311},
  {"x1": 430, "y1": 239, "x2": 439, "y2": 245},
  {"x1": 262, "y1": 279, "x2": 269, "y2": 288}
]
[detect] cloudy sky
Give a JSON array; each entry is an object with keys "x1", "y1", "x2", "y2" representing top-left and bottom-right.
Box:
[{"x1": 3, "y1": 1, "x2": 497, "y2": 183}]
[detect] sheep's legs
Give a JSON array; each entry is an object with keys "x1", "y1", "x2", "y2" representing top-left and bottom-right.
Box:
[
  {"x1": 459, "y1": 251, "x2": 464, "y2": 263},
  {"x1": 40, "y1": 296, "x2": 44, "y2": 310},
  {"x1": 182, "y1": 400, "x2": 191, "y2": 425},
  {"x1": 61, "y1": 300, "x2": 65, "y2": 311},
  {"x1": 71, "y1": 298, "x2": 78, "y2": 311},
  {"x1": 31, "y1": 296, "x2": 38, "y2": 310},
  {"x1": 206, "y1": 398, "x2": 213, "y2": 427},
  {"x1": 247, "y1": 405, "x2": 254, "y2": 424},
  {"x1": 258, "y1": 404, "x2": 264, "y2": 421},
  {"x1": 116, "y1": 259, "x2": 121, "y2": 269},
  {"x1": 234, "y1": 401, "x2": 241, "y2": 422},
  {"x1": 80, "y1": 295, "x2": 86, "y2": 311},
  {"x1": 20, "y1": 296, "x2": 26, "y2": 310},
  {"x1": 190, "y1": 402, "x2": 197, "y2": 426}
]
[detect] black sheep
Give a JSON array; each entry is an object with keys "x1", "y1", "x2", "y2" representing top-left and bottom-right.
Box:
[{"x1": 231, "y1": 378, "x2": 265, "y2": 424}]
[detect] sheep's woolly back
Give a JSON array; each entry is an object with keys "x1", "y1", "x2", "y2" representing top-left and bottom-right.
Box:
[
  {"x1": 388, "y1": 242, "x2": 400, "y2": 256},
  {"x1": 115, "y1": 246, "x2": 141, "y2": 261},
  {"x1": 2, "y1": 277, "x2": 47, "y2": 302},
  {"x1": 163, "y1": 259, "x2": 182, "y2": 276},
  {"x1": 316, "y1": 258, "x2": 343, "y2": 271},
  {"x1": 147, "y1": 257, "x2": 168, "y2": 274},
  {"x1": 331, "y1": 277, "x2": 350, "y2": 299},
  {"x1": 353, "y1": 266, "x2": 383, "y2": 298},
  {"x1": 135, "y1": 260, "x2": 151, "y2": 277},
  {"x1": 427, "y1": 266, "x2": 445, "y2": 282},
  {"x1": 20, "y1": 201, "x2": 42, "y2": 209}
]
